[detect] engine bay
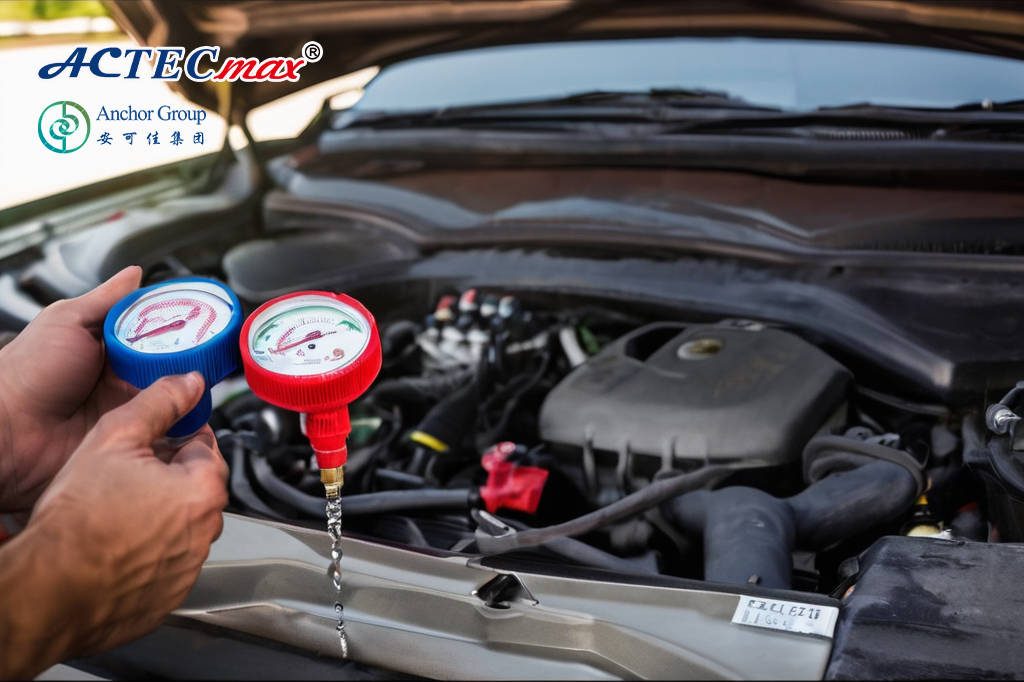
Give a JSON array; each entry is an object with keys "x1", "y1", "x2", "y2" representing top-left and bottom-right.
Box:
[
  {"x1": 7, "y1": 145, "x2": 1024, "y2": 677},
  {"x1": 7, "y1": 159, "x2": 1024, "y2": 675},
  {"x1": 207, "y1": 281, "x2": 988, "y2": 597}
]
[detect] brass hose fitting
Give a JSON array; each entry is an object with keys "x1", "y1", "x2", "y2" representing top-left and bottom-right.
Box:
[{"x1": 321, "y1": 466, "x2": 345, "y2": 500}]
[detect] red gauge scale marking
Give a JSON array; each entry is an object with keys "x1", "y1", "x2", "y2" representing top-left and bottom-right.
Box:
[{"x1": 128, "y1": 298, "x2": 216, "y2": 345}]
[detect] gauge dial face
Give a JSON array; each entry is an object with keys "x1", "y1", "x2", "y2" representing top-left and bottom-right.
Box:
[
  {"x1": 247, "y1": 294, "x2": 371, "y2": 377},
  {"x1": 114, "y1": 282, "x2": 235, "y2": 354}
]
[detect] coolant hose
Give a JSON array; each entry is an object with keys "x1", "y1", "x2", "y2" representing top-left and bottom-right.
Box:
[
  {"x1": 369, "y1": 368, "x2": 474, "y2": 405},
  {"x1": 790, "y1": 459, "x2": 918, "y2": 547},
  {"x1": 495, "y1": 515, "x2": 661, "y2": 575},
  {"x1": 250, "y1": 455, "x2": 472, "y2": 516},
  {"x1": 228, "y1": 438, "x2": 288, "y2": 520},
  {"x1": 475, "y1": 465, "x2": 730, "y2": 554},
  {"x1": 664, "y1": 460, "x2": 918, "y2": 588},
  {"x1": 802, "y1": 434, "x2": 926, "y2": 495}
]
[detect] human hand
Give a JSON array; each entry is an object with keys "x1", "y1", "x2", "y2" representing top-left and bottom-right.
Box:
[
  {"x1": 0, "y1": 266, "x2": 143, "y2": 512},
  {"x1": 0, "y1": 373, "x2": 228, "y2": 678}
]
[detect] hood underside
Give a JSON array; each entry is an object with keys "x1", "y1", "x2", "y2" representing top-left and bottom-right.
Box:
[{"x1": 105, "y1": 0, "x2": 1024, "y2": 122}]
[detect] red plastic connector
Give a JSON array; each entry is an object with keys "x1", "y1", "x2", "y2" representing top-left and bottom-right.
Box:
[
  {"x1": 479, "y1": 442, "x2": 549, "y2": 514},
  {"x1": 304, "y1": 409, "x2": 351, "y2": 469}
]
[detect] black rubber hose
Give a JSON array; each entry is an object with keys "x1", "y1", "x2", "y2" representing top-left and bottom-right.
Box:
[
  {"x1": 539, "y1": 537, "x2": 660, "y2": 576},
  {"x1": 414, "y1": 368, "x2": 485, "y2": 451},
  {"x1": 672, "y1": 488, "x2": 795, "y2": 588},
  {"x1": 381, "y1": 320, "x2": 420, "y2": 357},
  {"x1": 250, "y1": 455, "x2": 472, "y2": 517},
  {"x1": 803, "y1": 434, "x2": 926, "y2": 495},
  {"x1": 962, "y1": 414, "x2": 1024, "y2": 500},
  {"x1": 369, "y1": 369, "x2": 474, "y2": 405},
  {"x1": 497, "y1": 517, "x2": 661, "y2": 576},
  {"x1": 664, "y1": 460, "x2": 918, "y2": 589},
  {"x1": 475, "y1": 466, "x2": 730, "y2": 554},
  {"x1": 709, "y1": 489, "x2": 794, "y2": 588},
  {"x1": 789, "y1": 460, "x2": 918, "y2": 548},
  {"x1": 227, "y1": 438, "x2": 288, "y2": 520},
  {"x1": 344, "y1": 489, "x2": 472, "y2": 515}
]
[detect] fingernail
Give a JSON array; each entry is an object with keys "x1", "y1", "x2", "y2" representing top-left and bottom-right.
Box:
[
  {"x1": 105, "y1": 265, "x2": 140, "y2": 284},
  {"x1": 185, "y1": 371, "x2": 204, "y2": 391}
]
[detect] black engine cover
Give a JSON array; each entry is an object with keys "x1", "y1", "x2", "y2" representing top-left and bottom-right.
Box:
[{"x1": 539, "y1": 322, "x2": 849, "y2": 468}]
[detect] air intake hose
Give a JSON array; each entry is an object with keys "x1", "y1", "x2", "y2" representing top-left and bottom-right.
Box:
[{"x1": 663, "y1": 459, "x2": 919, "y2": 589}]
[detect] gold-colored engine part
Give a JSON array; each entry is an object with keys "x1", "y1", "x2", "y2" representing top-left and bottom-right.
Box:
[
  {"x1": 906, "y1": 523, "x2": 943, "y2": 537},
  {"x1": 321, "y1": 466, "x2": 345, "y2": 500},
  {"x1": 904, "y1": 494, "x2": 942, "y2": 537}
]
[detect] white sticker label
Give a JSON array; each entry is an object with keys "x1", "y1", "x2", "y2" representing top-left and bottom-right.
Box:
[{"x1": 731, "y1": 596, "x2": 839, "y2": 639}]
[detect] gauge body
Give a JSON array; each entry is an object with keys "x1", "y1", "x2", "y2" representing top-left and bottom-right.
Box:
[
  {"x1": 104, "y1": 277, "x2": 243, "y2": 437},
  {"x1": 240, "y1": 291, "x2": 382, "y2": 468}
]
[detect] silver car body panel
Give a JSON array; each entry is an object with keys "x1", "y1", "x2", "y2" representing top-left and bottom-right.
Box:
[{"x1": 176, "y1": 513, "x2": 834, "y2": 679}]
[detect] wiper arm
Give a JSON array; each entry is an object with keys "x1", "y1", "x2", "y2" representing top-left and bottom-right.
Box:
[
  {"x1": 658, "y1": 101, "x2": 1024, "y2": 138},
  {"x1": 549, "y1": 88, "x2": 774, "y2": 109},
  {"x1": 814, "y1": 100, "x2": 1024, "y2": 118},
  {"x1": 821, "y1": 99, "x2": 1024, "y2": 114},
  {"x1": 337, "y1": 93, "x2": 1024, "y2": 140},
  {"x1": 953, "y1": 98, "x2": 1024, "y2": 113},
  {"x1": 338, "y1": 89, "x2": 779, "y2": 129}
]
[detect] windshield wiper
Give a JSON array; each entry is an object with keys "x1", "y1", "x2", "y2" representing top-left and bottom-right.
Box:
[
  {"x1": 337, "y1": 88, "x2": 780, "y2": 129},
  {"x1": 953, "y1": 99, "x2": 1024, "y2": 113},
  {"x1": 812, "y1": 100, "x2": 1024, "y2": 119},
  {"x1": 529, "y1": 88, "x2": 775, "y2": 109},
  {"x1": 655, "y1": 100, "x2": 1024, "y2": 139},
  {"x1": 336, "y1": 92, "x2": 1024, "y2": 141}
]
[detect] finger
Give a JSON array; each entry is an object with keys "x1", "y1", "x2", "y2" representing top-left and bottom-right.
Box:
[
  {"x1": 98, "y1": 372, "x2": 204, "y2": 444},
  {"x1": 68, "y1": 265, "x2": 143, "y2": 328},
  {"x1": 155, "y1": 426, "x2": 214, "y2": 464},
  {"x1": 90, "y1": 364, "x2": 140, "y2": 414},
  {"x1": 210, "y1": 506, "x2": 226, "y2": 542},
  {"x1": 152, "y1": 438, "x2": 178, "y2": 464},
  {"x1": 174, "y1": 442, "x2": 228, "y2": 513},
  {"x1": 189, "y1": 425, "x2": 217, "y2": 450},
  {"x1": 173, "y1": 447, "x2": 229, "y2": 511},
  {"x1": 171, "y1": 432, "x2": 227, "y2": 480}
]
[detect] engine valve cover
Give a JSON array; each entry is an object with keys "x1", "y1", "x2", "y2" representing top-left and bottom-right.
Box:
[{"x1": 540, "y1": 322, "x2": 849, "y2": 467}]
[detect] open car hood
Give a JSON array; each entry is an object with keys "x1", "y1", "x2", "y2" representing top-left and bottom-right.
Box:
[{"x1": 105, "y1": 0, "x2": 1024, "y2": 121}]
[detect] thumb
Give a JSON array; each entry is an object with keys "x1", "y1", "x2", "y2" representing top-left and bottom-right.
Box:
[
  {"x1": 68, "y1": 265, "x2": 143, "y2": 327},
  {"x1": 98, "y1": 372, "x2": 205, "y2": 445}
]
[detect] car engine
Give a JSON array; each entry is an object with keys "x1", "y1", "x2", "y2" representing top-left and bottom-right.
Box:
[{"x1": 210, "y1": 284, "x2": 969, "y2": 595}]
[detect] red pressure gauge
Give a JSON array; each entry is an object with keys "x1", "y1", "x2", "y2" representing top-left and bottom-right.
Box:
[{"x1": 240, "y1": 291, "x2": 382, "y2": 497}]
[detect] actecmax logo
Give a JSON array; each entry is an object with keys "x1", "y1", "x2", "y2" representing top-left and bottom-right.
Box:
[
  {"x1": 38, "y1": 101, "x2": 91, "y2": 154},
  {"x1": 37, "y1": 41, "x2": 323, "y2": 83}
]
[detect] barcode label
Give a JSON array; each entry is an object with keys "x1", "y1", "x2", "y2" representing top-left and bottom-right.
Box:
[{"x1": 731, "y1": 595, "x2": 839, "y2": 638}]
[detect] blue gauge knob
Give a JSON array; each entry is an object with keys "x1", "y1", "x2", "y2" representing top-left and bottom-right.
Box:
[{"x1": 103, "y1": 276, "x2": 243, "y2": 438}]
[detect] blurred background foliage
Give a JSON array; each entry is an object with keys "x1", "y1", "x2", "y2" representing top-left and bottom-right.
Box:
[{"x1": 0, "y1": 0, "x2": 109, "y2": 21}]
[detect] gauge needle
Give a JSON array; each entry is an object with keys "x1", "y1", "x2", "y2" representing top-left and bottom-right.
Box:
[
  {"x1": 271, "y1": 330, "x2": 335, "y2": 354},
  {"x1": 126, "y1": 319, "x2": 187, "y2": 343}
]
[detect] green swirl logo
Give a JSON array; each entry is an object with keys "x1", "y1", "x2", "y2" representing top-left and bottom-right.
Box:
[{"x1": 38, "y1": 100, "x2": 90, "y2": 153}]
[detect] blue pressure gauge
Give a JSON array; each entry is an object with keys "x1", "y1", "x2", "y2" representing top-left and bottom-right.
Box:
[{"x1": 103, "y1": 276, "x2": 243, "y2": 438}]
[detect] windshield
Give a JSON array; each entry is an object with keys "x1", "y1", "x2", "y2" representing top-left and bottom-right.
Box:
[{"x1": 354, "y1": 37, "x2": 1024, "y2": 112}]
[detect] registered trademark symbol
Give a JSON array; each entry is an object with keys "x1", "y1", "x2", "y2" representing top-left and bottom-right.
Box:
[{"x1": 302, "y1": 41, "x2": 323, "y2": 63}]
